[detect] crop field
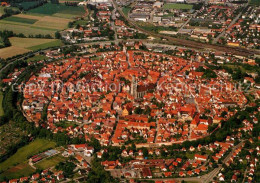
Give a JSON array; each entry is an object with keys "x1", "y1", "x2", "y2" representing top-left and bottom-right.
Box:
[
  {"x1": 0, "y1": 37, "x2": 62, "y2": 59},
  {"x1": 35, "y1": 154, "x2": 66, "y2": 170},
  {"x1": 15, "y1": 1, "x2": 39, "y2": 10},
  {"x1": 28, "y1": 3, "x2": 85, "y2": 18},
  {"x1": 0, "y1": 3, "x2": 85, "y2": 37},
  {"x1": 0, "y1": 22, "x2": 56, "y2": 36},
  {"x1": 0, "y1": 139, "x2": 56, "y2": 172},
  {"x1": 28, "y1": 39, "x2": 62, "y2": 51},
  {"x1": 0, "y1": 46, "x2": 30, "y2": 59},
  {"x1": 3, "y1": 16, "x2": 38, "y2": 24},
  {"x1": 9, "y1": 37, "x2": 60, "y2": 48},
  {"x1": 163, "y1": 3, "x2": 193, "y2": 10}
]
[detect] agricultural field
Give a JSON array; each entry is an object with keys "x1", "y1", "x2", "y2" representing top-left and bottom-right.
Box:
[
  {"x1": 3, "y1": 16, "x2": 38, "y2": 24},
  {"x1": 0, "y1": 22, "x2": 56, "y2": 36},
  {"x1": 15, "y1": 1, "x2": 39, "y2": 10},
  {"x1": 35, "y1": 154, "x2": 66, "y2": 170},
  {"x1": 0, "y1": 37, "x2": 62, "y2": 59},
  {"x1": 28, "y1": 3, "x2": 85, "y2": 18},
  {"x1": 0, "y1": 138, "x2": 56, "y2": 180},
  {"x1": 163, "y1": 3, "x2": 193, "y2": 10},
  {"x1": 0, "y1": 3, "x2": 85, "y2": 37},
  {"x1": 0, "y1": 46, "x2": 30, "y2": 59}
]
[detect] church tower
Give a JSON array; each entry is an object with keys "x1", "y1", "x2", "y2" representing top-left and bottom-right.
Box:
[{"x1": 131, "y1": 75, "x2": 137, "y2": 99}]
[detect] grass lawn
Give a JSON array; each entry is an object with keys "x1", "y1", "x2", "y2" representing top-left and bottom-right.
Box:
[
  {"x1": 27, "y1": 55, "x2": 48, "y2": 62},
  {"x1": 0, "y1": 91, "x2": 4, "y2": 116},
  {"x1": 35, "y1": 154, "x2": 66, "y2": 170},
  {"x1": 122, "y1": 7, "x2": 131, "y2": 16},
  {"x1": 3, "y1": 16, "x2": 38, "y2": 24},
  {"x1": 163, "y1": 3, "x2": 193, "y2": 10},
  {"x1": 0, "y1": 138, "x2": 56, "y2": 172}
]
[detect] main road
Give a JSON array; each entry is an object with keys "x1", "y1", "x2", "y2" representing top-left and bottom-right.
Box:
[{"x1": 111, "y1": 0, "x2": 259, "y2": 57}]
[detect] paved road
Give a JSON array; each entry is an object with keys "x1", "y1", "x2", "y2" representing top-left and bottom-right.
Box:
[
  {"x1": 112, "y1": 0, "x2": 259, "y2": 57},
  {"x1": 201, "y1": 141, "x2": 244, "y2": 183},
  {"x1": 178, "y1": 11, "x2": 199, "y2": 34},
  {"x1": 212, "y1": 3, "x2": 248, "y2": 44}
]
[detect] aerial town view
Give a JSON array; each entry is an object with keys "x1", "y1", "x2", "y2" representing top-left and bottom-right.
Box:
[{"x1": 0, "y1": 0, "x2": 259, "y2": 182}]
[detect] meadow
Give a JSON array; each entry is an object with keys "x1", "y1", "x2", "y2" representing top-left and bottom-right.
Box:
[{"x1": 163, "y1": 3, "x2": 193, "y2": 10}]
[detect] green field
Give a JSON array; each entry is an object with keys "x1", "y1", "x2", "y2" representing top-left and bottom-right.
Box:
[
  {"x1": 250, "y1": 0, "x2": 260, "y2": 5},
  {"x1": 15, "y1": 1, "x2": 39, "y2": 10},
  {"x1": 0, "y1": 139, "x2": 56, "y2": 172},
  {"x1": 3, "y1": 16, "x2": 38, "y2": 24},
  {"x1": 28, "y1": 39, "x2": 62, "y2": 51},
  {"x1": 35, "y1": 154, "x2": 66, "y2": 170},
  {"x1": 28, "y1": 3, "x2": 85, "y2": 17},
  {"x1": 122, "y1": 7, "x2": 131, "y2": 16},
  {"x1": 0, "y1": 162, "x2": 35, "y2": 179},
  {"x1": 0, "y1": 3, "x2": 85, "y2": 37},
  {"x1": 0, "y1": 91, "x2": 4, "y2": 116},
  {"x1": 27, "y1": 55, "x2": 48, "y2": 62},
  {"x1": 163, "y1": 3, "x2": 193, "y2": 10},
  {"x1": 0, "y1": 6, "x2": 19, "y2": 17},
  {"x1": 0, "y1": 22, "x2": 56, "y2": 36}
]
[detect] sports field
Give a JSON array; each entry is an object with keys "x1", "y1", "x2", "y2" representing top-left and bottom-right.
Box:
[
  {"x1": 35, "y1": 154, "x2": 66, "y2": 170},
  {"x1": 0, "y1": 138, "x2": 56, "y2": 172},
  {"x1": 163, "y1": 3, "x2": 193, "y2": 10}
]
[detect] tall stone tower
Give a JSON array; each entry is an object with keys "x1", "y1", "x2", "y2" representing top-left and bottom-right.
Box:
[{"x1": 131, "y1": 75, "x2": 137, "y2": 99}]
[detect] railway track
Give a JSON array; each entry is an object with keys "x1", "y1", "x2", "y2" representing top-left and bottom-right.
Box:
[{"x1": 112, "y1": 0, "x2": 259, "y2": 57}]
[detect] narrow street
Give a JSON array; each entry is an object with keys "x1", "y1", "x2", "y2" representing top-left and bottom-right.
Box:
[{"x1": 212, "y1": 3, "x2": 248, "y2": 44}]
